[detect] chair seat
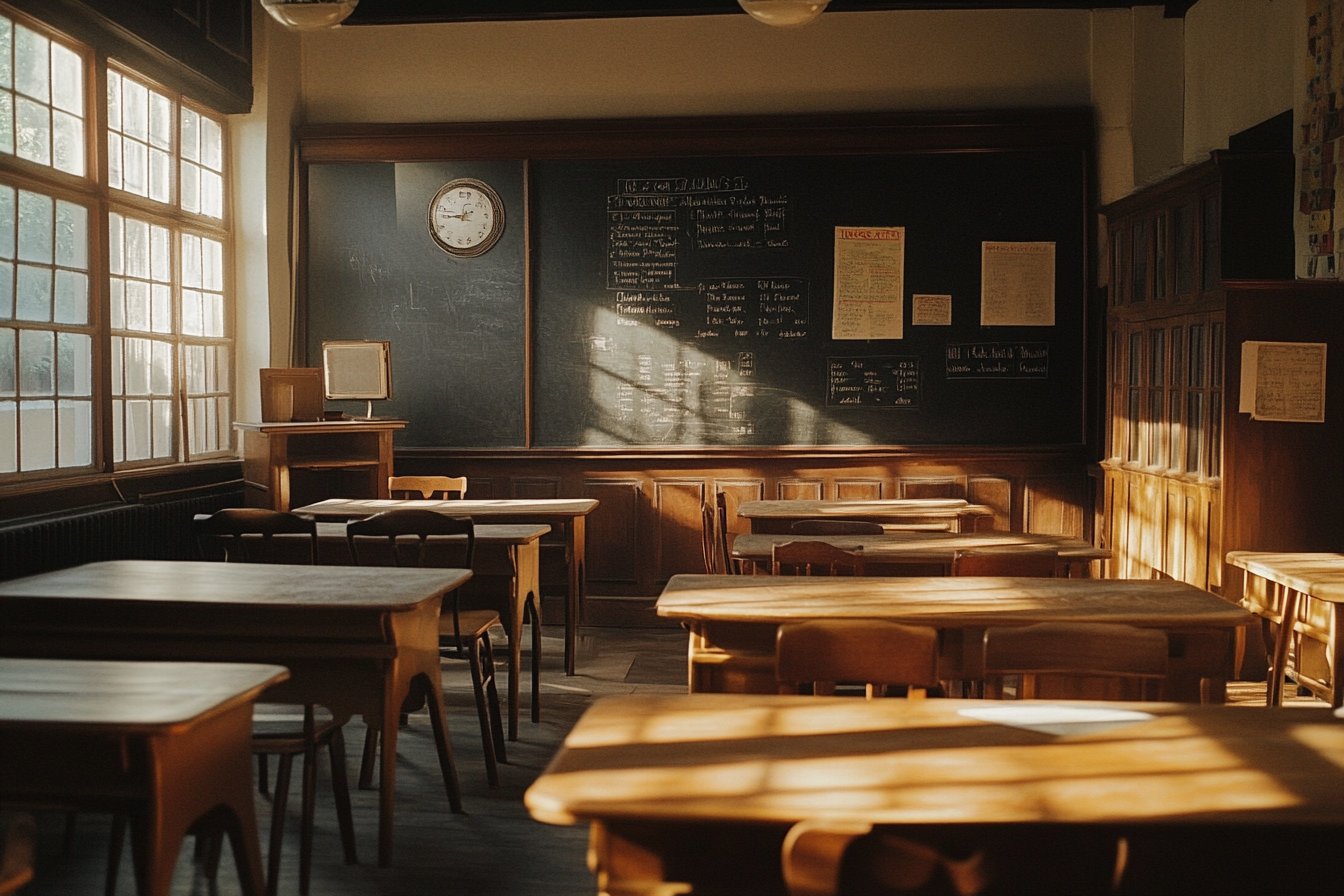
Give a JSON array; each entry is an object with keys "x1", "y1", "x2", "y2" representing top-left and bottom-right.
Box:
[{"x1": 442, "y1": 609, "x2": 502, "y2": 641}]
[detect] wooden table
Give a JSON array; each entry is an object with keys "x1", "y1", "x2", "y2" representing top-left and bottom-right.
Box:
[
  {"x1": 731, "y1": 531, "x2": 1109, "y2": 577},
  {"x1": 235, "y1": 419, "x2": 406, "y2": 512},
  {"x1": 525, "y1": 693, "x2": 1344, "y2": 895},
  {"x1": 1226, "y1": 551, "x2": 1344, "y2": 707},
  {"x1": 0, "y1": 560, "x2": 471, "y2": 867},
  {"x1": 0, "y1": 657, "x2": 289, "y2": 896},
  {"x1": 314, "y1": 521, "x2": 548, "y2": 740},
  {"x1": 656, "y1": 574, "x2": 1256, "y2": 702},
  {"x1": 736, "y1": 499, "x2": 996, "y2": 534},
  {"x1": 295, "y1": 497, "x2": 599, "y2": 675}
]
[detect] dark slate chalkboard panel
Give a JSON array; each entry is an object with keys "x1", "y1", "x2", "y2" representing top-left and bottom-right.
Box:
[
  {"x1": 531, "y1": 150, "x2": 1086, "y2": 447},
  {"x1": 305, "y1": 161, "x2": 527, "y2": 447}
]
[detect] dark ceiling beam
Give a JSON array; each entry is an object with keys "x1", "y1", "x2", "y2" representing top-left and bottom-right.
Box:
[{"x1": 344, "y1": 1, "x2": 1198, "y2": 27}]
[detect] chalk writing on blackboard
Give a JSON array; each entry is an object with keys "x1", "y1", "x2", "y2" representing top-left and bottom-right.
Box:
[
  {"x1": 611, "y1": 278, "x2": 810, "y2": 339},
  {"x1": 945, "y1": 342, "x2": 1049, "y2": 378},
  {"x1": 604, "y1": 349, "x2": 759, "y2": 441},
  {"x1": 827, "y1": 356, "x2": 921, "y2": 408}
]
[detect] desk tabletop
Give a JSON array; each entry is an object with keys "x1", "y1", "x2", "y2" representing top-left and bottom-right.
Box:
[
  {"x1": 736, "y1": 499, "x2": 993, "y2": 520},
  {"x1": 526, "y1": 693, "x2": 1344, "y2": 827},
  {"x1": 1226, "y1": 551, "x2": 1344, "y2": 603},
  {"x1": 294, "y1": 497, "x2": 599, "y2": 522},
  {"x1": 233, "y1": 419, "x2": 407, "y2": 432},
  {"x1": 0, "y1": 657, "x2": 288, "y2": 733},
  {"x1": 315, "y1": 521, "x2": 551, "y2": 544},
  {"x1": 0, "y1": 559, "x2": 470, "y2": 610},
  {"x1": 732, "y1": 531, "x2": 1108, "y2": 562},
  {"x1": 656, "y1": 574, "x2": 1254, "y2": 629}
]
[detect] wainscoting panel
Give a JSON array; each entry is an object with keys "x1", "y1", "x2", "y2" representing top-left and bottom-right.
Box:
[{"x1": 585, "y1": 479, "x2": 641, "y2": 584}]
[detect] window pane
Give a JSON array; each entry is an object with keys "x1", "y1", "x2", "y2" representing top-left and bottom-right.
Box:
[
  {"x1": 124, "y1": 217, "x2": 149, "y2": 278},
  {"x1": 58, "y1": 398, "x2": 91, "y2": 466},
  {"x1": 122, "y1": 77, "x2": 148, "y2": 141},
  {"x1": 181, "y1": 162, "x2": 200, "y2": 214},
  {"x1": 124, "y1": 337, "x2": 149, "y2": 394},
  {"x1": 14, "y1": 25, "x2": 49, "y2": 103},
  {"x1": 125, "y1": 279, "x2": 149, "y2": 331},
  {"x1": 109, "y1": 278, "x2": 123, "y2": 328},
  {"x1": 52, "y1": 108, "x2": 83, "y2": 176},
  {"x1": 57, "y1": 332, "x2": 90, "y2": 395},
  {"x1": 0, "y1": 401, "x2": 14, "y2": 473},
  {"x1": 151, "y1": 283, "x2": 171, "y2": 334},
  {"x1": 207, "y1": 294, "x2": 224, "y2": 338},
  {"x1": 201, "y1": 115, "x2": 222, "y2": 171},
  {"x1": 53, "y1": 270, "x2": 87, "y2": 324},
  {"x1": 150, "y1": 339, "x2": 172, "y2": 393},
  {"x1": 0, "y1": 261, "x2": 11, "y2": 317},
  {"x1": 106, "y1": 70, "x2": 121, "y2": 132},
  {"x1": 122, "y1": 137, "x2": 147, "y2": 196},
  {"x1": 15, "y1": 264, "x2": 51, "y2": 321},
  {"x1": 152, "y1": 397, "x2": 172, "y2": 457},
  {"x1": 182, "y1": 288, "x2": 202, "y2": 336},
  {"x1": 107, "y1": 132, "x2": 122, "y2": 190},
  {"x1": 0, "y1": 93, "x2": 12, "y2": 155},
  {"x1": 111, "y1": 336, "x2": 123, "y2": 394},
  {"x1": 202, "y1": 170, "x2": 223, "y2": 219},
  {"x1": 108, "y1": 213, "x2": 123, "y2": 274},
  {"x1": 181, "y1": 233, "x2": 200, "y2": 286},
  {"x1": 50, "y1": 43, "x2": 82, "y2": 114},
  {"x1": 54, "y1": 200, "x2": 87, "y2": 268},
  {"x1": 19, "y1": 399, "x2": 54, "y2": 470},
  {"x1": 181, "y1": 107, "x2": 199, "y2": 161},
  {"x1": 15, "y1": 95, "x2": 49, "y2": 166},
  {"x1": 0, "y1": 185, "x2": 11, "y2": 259},
  {"x1": 0, "y1": 18, "x2": 11, "y2": 90},
  {"x1": 125, "y1": 398, "x2": 150, "y2": 460},
  {"x1": 0, "y1": 327, "x2": 13, "y2": 395},
  {"x1": 112, "y1": 398, "x2": 123, "y2": 462},
  {"x1": 150, "y1": 147, "x2": 171, "y2": 203},
  {"x1": 151, "y1": 223, "x2": 170, "y2": 281},
  {"x1": 149, "y1": 91, "x2": 172, "y2": 149},
  {"x1": 17, "y1": 190, "x2": 52, "y2": 262},
  {"x1": 204, "y1": 237, "x2": 222, "y2": 290},
  {"x1": 18, "y1": 328, "x2": 53, "y2": 394}
]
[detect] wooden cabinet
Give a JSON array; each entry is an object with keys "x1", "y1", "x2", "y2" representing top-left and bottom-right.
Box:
[
  {"x1": 236, "y1": 420, "x2": 405, "y2": 511},
  {"x1": 1099, "y1": 147, "x2": 1344, "y2": 592}
]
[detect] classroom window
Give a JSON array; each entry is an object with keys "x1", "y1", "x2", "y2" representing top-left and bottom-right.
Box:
[{"x1": 0, "y1": 4, "x2": 232, "y2": 482}]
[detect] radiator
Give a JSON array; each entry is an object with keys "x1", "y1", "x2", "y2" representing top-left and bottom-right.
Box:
[{"x1": 0, "y1": 488, "x2": 244, "y2": 581}]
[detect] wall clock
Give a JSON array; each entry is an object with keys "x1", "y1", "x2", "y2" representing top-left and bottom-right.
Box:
[{"x1": 428, "y1": 178, "x2": 505, "y2": 257}]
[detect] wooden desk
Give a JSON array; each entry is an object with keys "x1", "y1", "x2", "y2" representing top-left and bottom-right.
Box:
[
  {"x1": 731, "y1": 531, "x2": 1109, "y2": 577},
  {"x1": 525, "y1": 694, "x2": 1344, "y2": 895},
  {"x1": 235, "y1": 419, "x2": 406, "y2": 512},
  {"x1": 656, "y1": 574, "x2": 1255, "y2": 701},
  {"x1": 313, "y1": 521, "x2": 549, "y2": 740},
  {"x1": 0, "y1": 658, "x2": 288, "y2": 896},
  {"x1": 0, "y1": 559, "x2": 470, "y2": 867},
  {"x1": 295, "y1": 497, "x2": 600, "y2": 675},
  {"x1": 737, "y1": 499, "x2": 996, "y2": 534},
  {"x1": 1226, "y1": 551, "x2": 1344, "y2": 707}
]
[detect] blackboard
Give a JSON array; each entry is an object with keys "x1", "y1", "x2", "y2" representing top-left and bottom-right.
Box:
[
  {"x1": 305, "y1": 161, "x2": 528, "y2": 447},
  {"x1": 301, "y1": 113, "x2": 1091, "y2": 449},
  {"x1": 531, "y1": 150, "x2": 1086, "y2": 447}
]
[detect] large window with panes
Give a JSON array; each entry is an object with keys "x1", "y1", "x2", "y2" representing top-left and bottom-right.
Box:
[{"x1": 0, "y1": 4, "x2": 232, "y2": 480}]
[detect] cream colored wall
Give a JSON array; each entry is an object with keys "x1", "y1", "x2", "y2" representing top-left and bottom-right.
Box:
[{"x1": 298, "y1": 10, "x2": 1092, "y2": 123}]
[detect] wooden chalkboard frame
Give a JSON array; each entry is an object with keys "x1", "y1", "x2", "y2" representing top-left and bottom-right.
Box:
[{"x1": 297, "y1": 108, "x2": 1096, "y2": 451}]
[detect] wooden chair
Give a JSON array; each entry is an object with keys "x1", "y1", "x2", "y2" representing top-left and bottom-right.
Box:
[
  {"x1": 714, "y1": 491, "x2": 742, "y2": 574},
  {"x1": 772, "y1": 540, "x2": 865, "y2": 577},
  {"x1": 345, "y1": 509, "x2": 506, "y2": 786},
  {"x1": 777, "y1": 619, "x2": 941, "y2": 698},
  {"x1": 950, "y1": 547, "x2": 1059, "y2": 577},
  {"x1": 790, "y1": 519, "x2": 885, "y2": 535},
  {"x1": 701, "y1": 501, "x2": 723, "y2": 574},
  {"x1": 190, "y1": 508, "x2": 357, "y2": 896},
  {"x1": 388, "y1": 474, "x2": 467, "y2": 500},
  {"x1": 981, "y1": 622, "x2": 1170, "y2": 701}
]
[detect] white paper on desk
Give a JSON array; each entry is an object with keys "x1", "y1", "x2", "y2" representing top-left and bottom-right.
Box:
[
  {"x1": 1239, "y1": 341, "x2": 1327, "y2": 422},
  {"x1": 959, "y1": 705, "x2": 1154, "y2": 737}
]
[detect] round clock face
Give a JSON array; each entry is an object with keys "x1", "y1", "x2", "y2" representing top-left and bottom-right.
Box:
[{"x1": 428, "y1": 178, "x2": 505, "y2": 257}]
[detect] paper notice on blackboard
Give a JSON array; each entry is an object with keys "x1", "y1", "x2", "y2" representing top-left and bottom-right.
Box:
[
  {"x1": 833, "y1": 227, "x2": 905, "y2": 340},
  {"x1": 981, "y1": 241, "x2": 1055, "y2": 326},
  {"x1": 911, "y1": 294, "x2": 952, "y2": 325},
  {"x1": 1239, "y1": 341, "x2": 1327, "y2": 422}
]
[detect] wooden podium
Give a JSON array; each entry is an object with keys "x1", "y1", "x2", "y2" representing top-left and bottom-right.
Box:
[{"x1": 235, "y1": 420, "x2": 406, "y2": 512}]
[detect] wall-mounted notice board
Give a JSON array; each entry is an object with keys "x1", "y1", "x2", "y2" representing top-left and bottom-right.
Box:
[{"x1": 299, "y1": 111, "x2": 1093, "y2": 449}]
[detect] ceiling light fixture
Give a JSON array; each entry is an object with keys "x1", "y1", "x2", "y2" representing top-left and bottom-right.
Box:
[
  {"x1": 260, "y1": 0, "x2": 360, "y2": 31},
  {"x1": 738, "y1": 0, "x2": 831, "y2": 27}
]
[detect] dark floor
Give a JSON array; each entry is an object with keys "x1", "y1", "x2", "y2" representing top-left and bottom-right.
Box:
[
  {"x1": 19, "y1": 622, "x2": 689, "y2": 896},
  {"x1": 14, "y1": 620, "x2": 1321, "y2": 896}
]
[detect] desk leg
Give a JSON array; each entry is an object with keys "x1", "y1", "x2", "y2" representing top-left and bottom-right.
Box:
[
  {"x1": 1330, "y1": 606, "x2": 1342, "y2": 709},
  {"x1": 566, "y1": 516, "x2": 586, "y2": 676},
  {"x1": 1266, "y1": 583, "x2": 1299, "y2": 708}
]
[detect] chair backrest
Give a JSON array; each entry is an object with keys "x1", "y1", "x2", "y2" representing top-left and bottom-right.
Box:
[
  {"x1": 193, "y1": 508, "x2": 317, "y2": 564},
  {"x1": 981, "y1": 622, "x2": 1169, "y2": 701},
  {"x1": 772, "y1": 540, "x2": 865, "y2": 577},
  {"x1": 790, "y1": 519, "x2": 885, "y2": 535},
  {"x1": 388, "y1": 475, "x2": 467, "y2": 500},
  {"x1": 776, "y1": 619, "x2": 941, "y2": 698},
  {"x1": 345, "y1": 509, "x2": 474, "y2": 569},
  {"x1": 715, "y1": 491, "x2": 739, "y2": 574},
  {"x1": 950, "y1": 547, "x2": 1059, "y2": 578}
]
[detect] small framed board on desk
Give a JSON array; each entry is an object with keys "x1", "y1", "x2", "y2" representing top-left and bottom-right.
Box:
[
  {"x1": 260, "y1": 368, "x2": 324, "y2": 422},
  {"x1": 235, "y1": 419, "x2": 407, "y2": 512}
]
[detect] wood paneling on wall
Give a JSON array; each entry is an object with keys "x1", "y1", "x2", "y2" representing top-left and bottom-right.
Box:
[{"x1": 399, "y1": 448, "x2": 1091, "y2": 596}]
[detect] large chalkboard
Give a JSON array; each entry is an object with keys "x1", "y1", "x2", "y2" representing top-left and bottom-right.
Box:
[
  {"x1": 531, "y1": 150, "x2": 1086, "y2": 447},
  {"x1": 301, "y1": 113, "x2": 1091, "y2": 449}
]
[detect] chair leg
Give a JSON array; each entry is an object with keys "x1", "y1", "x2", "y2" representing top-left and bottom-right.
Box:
[
  {"x1": 267, "y1": 754, "x2": 294, "y2": 896},
  {"x1": 105, "y1": 814, "x2": 126, "y2": 896},
  {"x1": 481, "y1": 632, "x2": 507, "y2": 764},
  {"x1": 358, "y1": 727, "x2": 378, "y2": 790},
  {"x1": 258, "y1": 754, "x2": 270, "y2": 796},
  {"x1": 467, "y1": 634, "x2": 501, "y2": 787},
  {"x1": 527, "y1": 596, "x2": 542, "y2": 725},
  {"x1": 327, "y1": 728, "x2": 358, "y2": 865},
  {"x1": 299, "y1": 737, "x2": 320, "y2": 896}
]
